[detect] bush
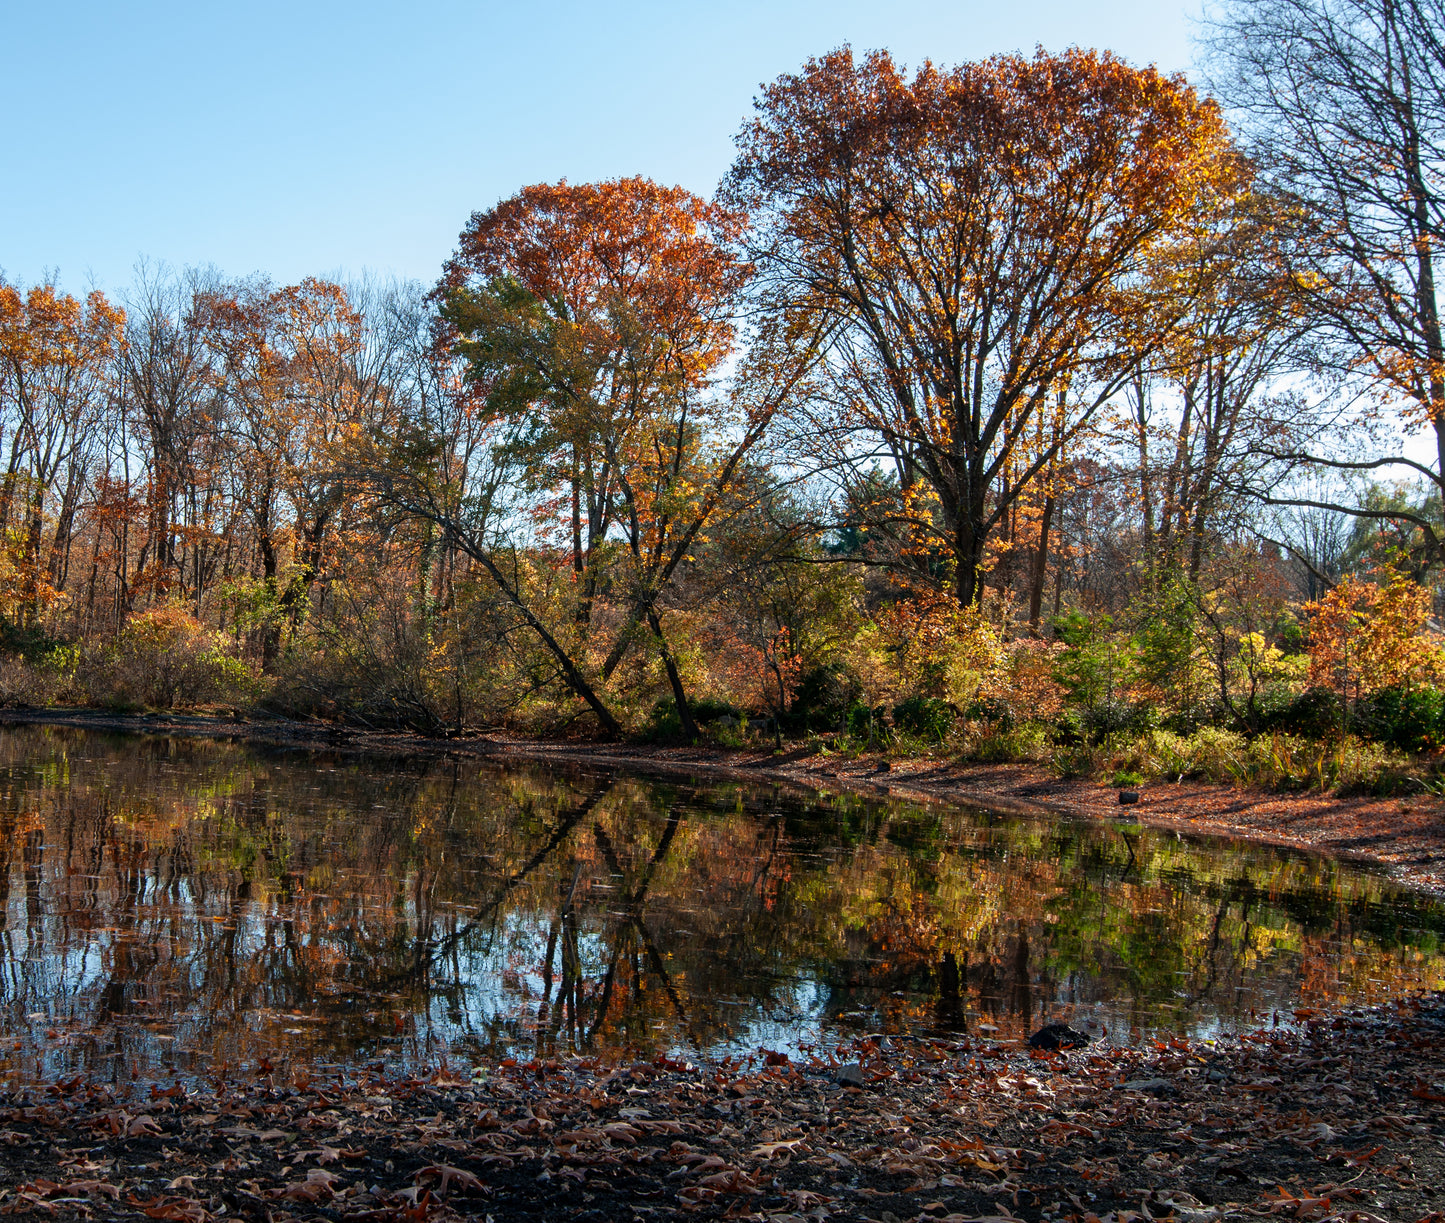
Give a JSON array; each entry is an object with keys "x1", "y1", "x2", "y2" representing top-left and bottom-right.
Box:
[
  {"x1": 1106, "y1": 726, "x2": 1413, "y2": 793},
  {"x1": 641, "y1": 697, "x2": 685, "y2": 742},
  {"x1": 845, "y1": 702, "x2": 889, "y2": 743},
  {"x1": 81, "y1": 608, "x2": 258, "y2": 709},
  {"x1": 1264, "y1": 687, "x2": 1344, "y2": 739},
  {"x1": 970, "y1": 722, "x2": 1053, "y2": 763},
  {"x1": 0, "y1": 647, "x2": 77, "y2": 707},
  {"x1": 785, "y1": 663, "x2": 863, "y2": 733},
  {"x1": 0, "y1": 617, "x2": 66, "y2": 662},
  {"x1": 892, "y1": 695, "x2": 955, "y2": 742},
  {"x1": 1361, "y1": 685, "x2": 1445, "y2": 753},
  {"x1": 963, "y1": 696, "x2": 1015, "y2": 730},
  {"x1": 1077, "y1": 698, "x2": 1157, "y2": 744},
  {"x1": 691, "y1": 698, "x2": 745, "y2": 725}
]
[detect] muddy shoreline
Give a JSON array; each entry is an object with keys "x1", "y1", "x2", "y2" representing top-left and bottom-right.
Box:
[{"x1": 3, "y1": 706, "x2": 1445, "y2": 895}]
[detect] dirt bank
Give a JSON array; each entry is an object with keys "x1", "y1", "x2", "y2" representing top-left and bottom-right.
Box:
[{"x1": 3, "y1": 707, "x2": 1445, "y2": 895}]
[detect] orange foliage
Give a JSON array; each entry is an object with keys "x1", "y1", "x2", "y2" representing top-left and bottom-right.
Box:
[
  {"x1": 1305, "y1": 574, "x2": 1445, "y2": 700},
  {"x1": 728, "y1": 46, "x2": 1234, "y2": 603},
  {"x1": 0, "y1": 283, "x2": 124, "y2": 625}
]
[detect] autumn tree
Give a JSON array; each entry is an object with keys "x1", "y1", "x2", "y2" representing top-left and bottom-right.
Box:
[
  {"x1": 197, "y1": 277, "x2": 398, "y2": 665},
  {"x1": 726, "y1": 47, "x2": 1234, "y2": 607},
  {"x1": 419, "y1": 177, "x2": 811, "y2": 738},
  {"x1": 1305, "y1": 572, "x2": 1445, "y2": 718},
  {"x1": 0, "y1": 281, "x2": 125, "y2": 628}
]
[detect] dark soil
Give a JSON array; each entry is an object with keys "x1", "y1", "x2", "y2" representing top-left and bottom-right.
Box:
[{"x1": 0, "y1": 996, "x2": 1441, "y2": 1222}]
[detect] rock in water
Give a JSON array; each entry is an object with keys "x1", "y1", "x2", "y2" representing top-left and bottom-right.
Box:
[
  {"x1": 1028, "y1": 1023, "x2": 1091, "y2": 1050},
  {"x1": 1118, "y1": 790, "x2": 1140, "y2": 805}
]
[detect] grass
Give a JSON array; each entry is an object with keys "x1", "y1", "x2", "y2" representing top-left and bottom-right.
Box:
[{"x1": 816, "y1": 717, "x2": 1439, "y2": 796}]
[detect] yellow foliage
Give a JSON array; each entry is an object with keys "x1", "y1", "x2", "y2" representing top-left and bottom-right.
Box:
[{"x1": 858, "y1": 595, "x2": 1003, "y2": 707}]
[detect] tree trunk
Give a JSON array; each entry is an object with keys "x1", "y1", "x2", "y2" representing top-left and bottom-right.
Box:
[
  {"x1": 1028, "y1": 493, "x2": 1056, "y2": 636},
  {"x1": 647, "y1": 607, "x2": 699, "y2": 741}
]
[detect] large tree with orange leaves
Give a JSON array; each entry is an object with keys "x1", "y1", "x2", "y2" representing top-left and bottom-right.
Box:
[
  {"x1": 726, "y1": 47, "x2": 1235, "y2": 606},
  {"x1": 424, "y1": 177, "x2": 810, "y2": 737}
]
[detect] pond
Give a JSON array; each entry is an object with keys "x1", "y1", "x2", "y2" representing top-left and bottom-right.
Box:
[{"x1": 0, "y1": 724, "x2": 1440, "y2": 1085}]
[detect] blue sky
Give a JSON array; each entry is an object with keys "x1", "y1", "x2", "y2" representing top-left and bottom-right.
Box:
[{"x1": 4, "y1": 1, "x2": 1198, "y2": 294}]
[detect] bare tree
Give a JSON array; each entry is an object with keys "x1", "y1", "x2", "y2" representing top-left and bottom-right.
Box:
[
  {"x1": 1122, "y1": 191, "x2": 1314, "y2": 584},
  {"x1": 1206, "y1": 0, "x2": 1445, "y2": 561},
  {"x1": 120, "y1": 263, "x2": 223, "y2": 614}
]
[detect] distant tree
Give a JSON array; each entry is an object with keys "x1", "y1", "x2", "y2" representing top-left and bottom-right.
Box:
[
  {"x1": 0, "y1": 281, "x2": 125, "y2": 628},
  {"x1": 433, "y1": 178, "x2": 813, "y2": 738},
  {"x1": 1121, "y1": 187, "x2": 1313, "y2": 584}
]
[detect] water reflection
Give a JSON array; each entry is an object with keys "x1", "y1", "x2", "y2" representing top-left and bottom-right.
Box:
[{"x1": 0, "y1": 725, "x2": 1440, "y2": 1084}]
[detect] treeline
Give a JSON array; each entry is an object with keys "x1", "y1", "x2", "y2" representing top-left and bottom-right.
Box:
[{"x1": 5, "y1": 1, "x2": 1445, "y2": 783}]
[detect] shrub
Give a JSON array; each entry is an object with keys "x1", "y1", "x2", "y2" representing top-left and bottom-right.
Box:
[
  {"x1": 0, "y1": 647, "x2": 77, "y2": 707},
  {"x1": 785, "y1": 662, "x2": 863, "y2": 732},
  {"x1": 1264, "y1": 687, "x2": 1344, "y2": 739},
  {"x1": 892, "y1": 695, "x2": 956, "y2": 742},
  {"x1": 641, "y1": 698, "x2": 685, "y2": 742},
  {"x1": 970, "y1": 722, "x2": 1053, "y2": 763},
  {"x1": 1078, "y1": 697, "x2": 1157, "y2": 744},
  {"x1": 691, "y1": 698, "x2": 745, "y2": 725},
  {"x1": 0, "y1": 617, "x2": 66, "y2": 662},
  {"x1": 978, "y1": 639, "x2": 1066, "y2": 727},
  {"x1": 845, "y1": 702, "x2": 889, "y2": 743},
  {"x1": 81, "y1": 608, "x2": 258, "y2": 709},
  {"x1": 1361, "y1": 685, "x2": 1445, "y2": 753},
  {"x1": 1118, "y1": 729, "x2": 1201, "y2": 780},
  {"x1": 1306, "y1": 574, "x2": 1445, "y2": 701}
]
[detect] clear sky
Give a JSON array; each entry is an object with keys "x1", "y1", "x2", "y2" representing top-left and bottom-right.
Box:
[{"x1": 4, "y1": 1, "x2": 1199, "y2": 295}]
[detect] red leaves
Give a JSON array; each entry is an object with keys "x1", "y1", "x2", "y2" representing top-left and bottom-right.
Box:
[
  {"x1": 1035, "y1": 1119, "x2": 1098, "y2": 1144},
  {"x1": 1257, "y1": 1185, "x2": 1359, "y2": 1220},
  {"x1": 86, "y1": 1111, "x2": 164, "y2": 1139},
  {"x1": 1323, "y1": 1142, "x2": 1383, "y2": 1172},
  {"x1": 126, "y1": 1115, "x2": 163, "y2": 1138},
  {"x1": 676, "y1": 1165, "x2": 769, "y2": 1208},
  {"x1": 11, "y1": 1178, "x2": 122, "y2": 1212}
]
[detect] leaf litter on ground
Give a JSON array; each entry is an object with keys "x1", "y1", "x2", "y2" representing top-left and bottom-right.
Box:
[{"x1": 0, "y1": 996, "x2": 1440, "y2": 1222}]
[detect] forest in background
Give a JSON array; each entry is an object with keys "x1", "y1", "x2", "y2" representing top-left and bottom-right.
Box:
[{"x1": 6, "y1": 0, "x2": 1445, "y2": 793}]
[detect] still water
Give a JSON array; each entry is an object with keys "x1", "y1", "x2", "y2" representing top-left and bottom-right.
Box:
[{"x1": 0, "y1": 725, "x2": 1440, "y2": 1083}]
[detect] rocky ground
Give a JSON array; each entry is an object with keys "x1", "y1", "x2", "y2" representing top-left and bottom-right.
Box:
[{"x1": 0, "y1": 996, "x2": 1440, "y2": 1223}]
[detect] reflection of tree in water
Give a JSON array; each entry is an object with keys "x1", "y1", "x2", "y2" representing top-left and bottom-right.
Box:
[{"x1": 0, "y1": 726, "x2": 1438, "y2": 1082}]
